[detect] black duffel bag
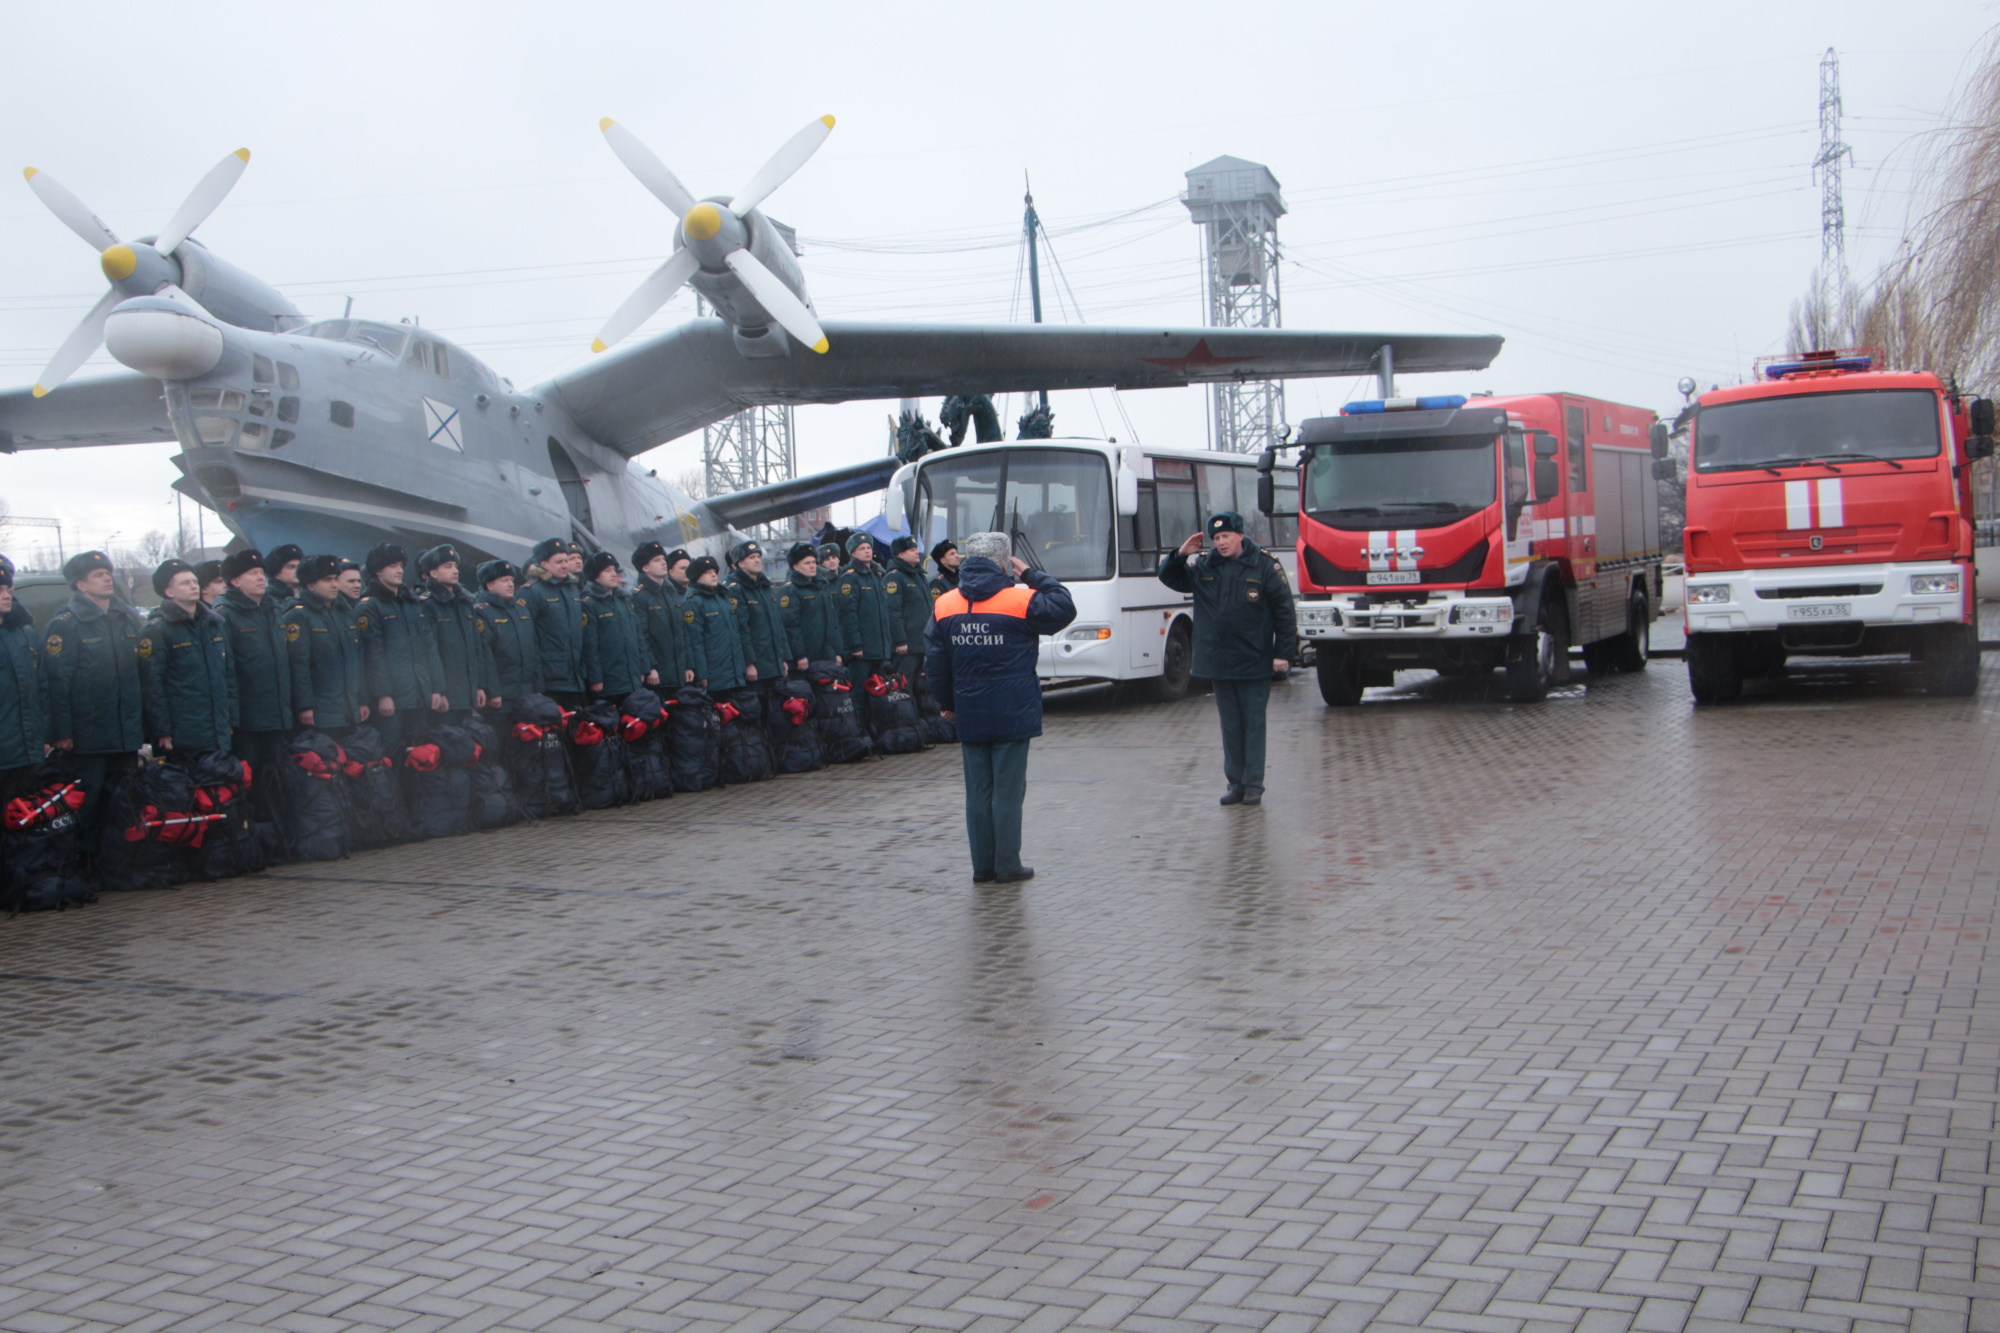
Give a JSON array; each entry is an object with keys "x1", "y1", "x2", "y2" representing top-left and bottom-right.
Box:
[
  {"x1": 668, "y1": 686, "x2": 721, "y2": 792},
  {"x1": 773, "y1": 679, "x2": 823, "y2": 774},
  {"x1": 619, "y1": 688, "x2": 673, "y2": 803},
  {"x1": 279, "y1": 729, "x2": 350, "y2": 862},
  {"x1": 507, "y1": 694, "x2": 579, "y2": 819},
  {"x1": 463, "y1": 714, "x2": 524, "y2": 830},
  {"x1": 718, "y1": 687, "x2": 773, "y2": 785},
  {"x1": 95, "y1": 756, "x2": 198, "y2": 891},
  {"x1": 403, "y1": 723, "x2": 478, "y2": 840},
  {"x1": 913, "y1": 671, "x2": 957, "y2": 745},
  {"x1": 168, "y1": 749, "x2": 265, "y2": 882},
  {"x1": 568, "y1": 701, "x2": 631, "y2": 809},
  {"x1": 2, "y1": 763, "x2": 92, "y2": 914},
  {"x1": 862, "y1": 670, "x2": 925, "y2": 756},
  {"x1": 340, "y1": 723, "x2": 414, "y2": 850},
  {"x1": 809, "y1": 662, "x2": 872, "y2": 764}
]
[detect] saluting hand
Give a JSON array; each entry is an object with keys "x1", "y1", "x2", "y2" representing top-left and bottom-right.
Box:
[
  {"x1": 1005, "y1": 557, "x2": 1028, "y2": 577},
  {"x1": 1177, "y1": 533, "x2": 1204, "y2": 556}
]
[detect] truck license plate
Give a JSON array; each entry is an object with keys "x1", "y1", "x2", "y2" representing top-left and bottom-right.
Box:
[
  {"x1": 1367, "y1": 570, "x2": 1419, "y2": 585},
  {"x1": 1786, "y1": 602, "x2": 1850, "y2": 620}
]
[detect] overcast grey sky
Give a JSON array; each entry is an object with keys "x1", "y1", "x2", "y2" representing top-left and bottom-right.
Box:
[{"x1": 0, "y1": 0, "x2": 1989, "y2": 549}]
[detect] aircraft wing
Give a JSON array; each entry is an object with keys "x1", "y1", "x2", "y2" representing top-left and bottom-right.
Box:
[
  {"x1": 543, "y1": 320, "x2": 1504, "y2": 458},
  {"x1": 0, "y1": 372, "x2": 174, "y2": 452}
]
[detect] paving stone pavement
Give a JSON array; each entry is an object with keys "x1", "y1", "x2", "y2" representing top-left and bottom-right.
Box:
[{"x1": 3, "y1": 650, "x2": 2000, "y2": 1333}]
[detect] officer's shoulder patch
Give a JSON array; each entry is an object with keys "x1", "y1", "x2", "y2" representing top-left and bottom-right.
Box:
[
  {"x1": 729, "y1": 597, "x2": 739, "y2": 611},
  {"x1": 886, "y1": 579, "x2": 898, "y2": 594},
  {"x1": 683, "y1": 608, "x2": 696, "y2": 624},
  {"x1": 355, "y1": 615, "x2": 370, "y2": 632},
  {"x1": 44, "y1": 633, "x2": 61, "y2": 655},
  {"x1": 284, "y1": 623, "x2": 301, "y2": 642},
  {"x1": 779, "y1": 594, "x2": 791, "y2": 608},
  {"x1": 474, "y1": 617, "x2": 486, "y2": 632},
  {"x1": 136, "y1": 636, "x2": 154, "y2": 659},
  {"x1": 841, "y1": 584, "x2": 852, "y2": 595}
]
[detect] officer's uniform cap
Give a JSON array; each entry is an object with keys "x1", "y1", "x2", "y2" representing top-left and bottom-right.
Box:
[
  {"x1": 1208, "y1": 510, "x2": 1246, "y2": 535},
  {"x1": 64, "y1": 550, "x2": 114, "y2": 583}
]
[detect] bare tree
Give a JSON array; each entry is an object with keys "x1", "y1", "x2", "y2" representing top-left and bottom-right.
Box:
[{"x1": 674, "y1": 467, "x2": 709, "y2": 501}]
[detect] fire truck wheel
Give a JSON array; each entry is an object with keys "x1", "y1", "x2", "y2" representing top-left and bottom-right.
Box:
[
  {"x1": 1686, "y1": 633, "x2": 1743, "y2": 704},
  {"x1": 1505, "y1": 596, "x2": 1565, "y2": 702},
  {"x1": 1612, "y1": 591, "x2": 1650, "y2": 672},
  {"x1": 1920, "y1": 625, "x2": 1980, "y2": 698},
  {"x1": 1316, "y1": 647, "x2": 1364, "y2": 706},
  {"x1": 1150, "y1": 620, "x2": 1196, "y2": 702}
]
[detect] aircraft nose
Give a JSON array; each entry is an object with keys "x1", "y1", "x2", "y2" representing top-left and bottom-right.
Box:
[
  {"x1": 682, "y1": 202, "x2": 723, "y2": 242},
  {"x1": 100, "y1": 244, "x2": 138, "y2": 282}
]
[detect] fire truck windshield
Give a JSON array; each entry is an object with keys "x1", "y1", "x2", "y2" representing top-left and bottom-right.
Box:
[
  {"x1": 1694, "y1": 388, "x2": 1941, "y2": 472},
  {"x1": 1303, "y1": 433, "x2": 1498, "y2": 530}
]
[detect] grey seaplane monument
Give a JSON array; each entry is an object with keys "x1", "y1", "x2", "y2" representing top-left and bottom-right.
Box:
[{"x1": 0, "y1": 118, "x2": 1503, "y2": 561}]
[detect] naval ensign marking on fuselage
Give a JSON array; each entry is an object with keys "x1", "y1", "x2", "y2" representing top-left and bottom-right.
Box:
[{"x1": 423, "y1": 397, "x2": 463, "y2": 451}]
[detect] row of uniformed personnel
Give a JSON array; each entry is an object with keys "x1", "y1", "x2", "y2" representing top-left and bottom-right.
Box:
[{"x1": 0, "y1": 531, "x2": 966, "y2": 845}]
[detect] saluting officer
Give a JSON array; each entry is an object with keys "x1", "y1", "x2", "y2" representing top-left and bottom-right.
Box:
[
  {"x1": 416, "y1": 545, "x2": 492, "y2": 721},
  {"x1": 581, "y1": 552, "x2": 655, "y2": 704},
  {"x1": 356, "y1": 542, "x2": 444, "y2": 750},
  {"x1": 928, "y1": 540, "x2": 961, "y2": 598},
  {"x1": 522, "y1": 538, "x2": 596, "y2": 706},
  {"x1": 632, "y1": 542, "x2": 692, "y2": 691},
  {"x1": 682, "y1": 555, "x2": 747, "y2": 691},
  {"x1": 42, "y1": 551, "x2": 145, "y2": 840},
  {"x1": 1158, "y1": 511, "x2": 1298, "y2": 806},
  {"x1": 471, "y1": 561, "x2": 539, "y2": 707},
  {"x1": 264, "y1": 543, "x2": 305, "y2": 609},
  {"x1": 885, "y1": 536, "x2": 932, "y2": 683},
  {"x1": 214, "y1": 549, "x2": 291, "y2": 828},
  {"x1": 138, "y1": 559, "x2": 236, "y2": 754},
  {"x1": 283, "y1": 554, "x2": 369, "y2": 735},
  {"x1": 836, "y1": 533, "x2": 899, "y2": 674},
  {"x1": 0, "y1": 557, "x2": 46, "y2": 789},
  {"x1": 782, "y1": 543, "x2": 840, "y2": 665}
]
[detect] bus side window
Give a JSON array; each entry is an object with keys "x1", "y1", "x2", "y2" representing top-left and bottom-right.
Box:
[
  {"x1": 1121, "y1": 480, "x2": 1159, "y2": 576},
  {"x1": 1156, "y1": 472, "x2": 1198, "y2": 551},
  {"x1": 1566, "y1": 404, "x2": 1588, "y2": 491}
]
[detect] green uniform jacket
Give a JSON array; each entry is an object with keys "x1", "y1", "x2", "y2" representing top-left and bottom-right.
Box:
[
  {"x1": 632, "y1": 575, "x2": 688, "y2": 688},
  {"x1": 42, "y1": 592, "x2": 144, "y2": 754},
  {"x1": 356, "y1": 580, "x2": 441, "y2": 709},
  {"x1": 215, "y1": 586, "x2": 292, "y2": 731},
  {"x1": 835, "y1": 559, "x2": 897, "y2": 662},
  {"x1": 522, "y1": 575, "x2": 596, "y2": 693},
  {"x1": 726, "y1": 570, "x2": 791, "y2": 680},
  {"x1": 283, "y1": 589, "x2": 368, "y2": 728},
  {"x1": 139, "y1": 599, "x2": 237, "y2": 751},
  {"x1": 419, "y1": 579, "x2": 493, "y2": 709},
  {"x1": 783, "y1": 568, "x2": 841, "y2": 662},
  {"x1": 886, "y1": 557, "x2": 933, "y2": 657},
  {"x1": 473, "y1": 589, "x2": 541, "y2": 701},
  {"x1": 683, "y1": 582, "x2": 747, "y2": 691},
  {"x1": 1157, "y1": 540, "x2": 1299, "y2": 681},
  {"x1": 0, "y1": 604, "x2": 45, "y2": 770},
  {"x1": 928, "y1": 567, "x2": 959, "y2": 599},
  {"x1": 582, "y1": 581, "x2": 653, "y2": 696}
]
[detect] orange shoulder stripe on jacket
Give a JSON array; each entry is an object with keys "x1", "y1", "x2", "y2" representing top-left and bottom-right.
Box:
[
  {"x1": 933, "y1": 586, "x2": 1036, "y2": 619},
  {"x1": 933, "y1": 589, "x2": 970, "y2": 617}
]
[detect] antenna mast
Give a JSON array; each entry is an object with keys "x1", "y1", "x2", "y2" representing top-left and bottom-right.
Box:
[
  {"x1": 1024, "y1": 175, "x2": 1048, "y2": 412},
  {"x1": 1813, "y1": 47, "x2": 1853, "y2": 337}
]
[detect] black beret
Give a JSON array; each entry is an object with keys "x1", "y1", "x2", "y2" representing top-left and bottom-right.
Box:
[
  {"x1": 728, "y1": 540, "x2": 763, "y2": 566},
  {"x1": 222, "y1": 549, "x2": 264, "y2": 582},
  {"x1": 686, "y1": 555, "x2": 720, "y2": 581},
  {"x1": 364, "y1": 542, "x2": 406, "y2": 575},
  {"x1": 583, "y1": 551, "x2": 621, "y2": 581},
  {"x1": 152, "y1": 558, "x2": 195, "y2": 597},
  {"x1": 195, "y1": 560, "x2": 225, "y2": 586},
  {"x1": 1208, "y1": 510, "x2": 1246, "y2": 535},
  {"x1": 64, "y1": 550, "x2": 114, "y2": 583},
  {"x1": 264, "y1": 544, "x2": 303, "y2": 576},
  {"x1": 664, "y1": 547, "x2": 690, "y2": 566},
  {"x1": 786, "y1": 542, "x2": 816, "y2": 565},
  {"x1": 930, "y1": 540, "x2": 958, "y2": 562},
  {"x1": 631, "y1": 541, "x2": 667, "y2": 569},
  {"x1": 476, "y1": 559, "x2": 519, "y2": 588},
  {"x1": 299, "y1": 554, "x2": 341, "y2": 584},
  {"x1": 416, "y1": 544, "x2": 459, "y2": 575},
  {"x1": 890, "y1": 535, "x2": 920, "y2": 557}
]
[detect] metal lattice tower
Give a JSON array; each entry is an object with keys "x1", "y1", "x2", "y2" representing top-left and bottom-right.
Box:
[
  {"x1": 1813, "y1": 47, "x2": 1853, "y2": 331},
  {"x1": 702, "y1": 404, "x2": 796, "y2": 533},
  {"x1": 1184, "y1": 156, "x2": 1286, "y2": 454}
]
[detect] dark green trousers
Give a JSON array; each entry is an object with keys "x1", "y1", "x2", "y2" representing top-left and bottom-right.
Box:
[{"x1": 1212, "y1": 677, "x2": 1272, "y2": 796}]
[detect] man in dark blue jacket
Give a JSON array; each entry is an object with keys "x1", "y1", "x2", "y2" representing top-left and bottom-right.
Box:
[
  {"x1": 923, "y1": 531, "x2": 1075, "y2": 884},
  {"x1": 283, "y1": 555, "x2": 370, "y2": 736},
  {"x1": 416, "y1": 545, "x2": 492, "y2": 720}
]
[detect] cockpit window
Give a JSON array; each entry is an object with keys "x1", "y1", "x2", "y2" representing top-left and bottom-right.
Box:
[{"x1": 298, "y1": 320, "x2": 409, "y2": 358}]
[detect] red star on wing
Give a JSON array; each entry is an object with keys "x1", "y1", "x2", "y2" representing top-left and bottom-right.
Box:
[{"x1": 1139, "y1": 338, "x2": 1260, "y2": 375}]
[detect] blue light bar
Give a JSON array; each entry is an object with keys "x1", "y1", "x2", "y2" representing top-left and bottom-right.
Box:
[
  {"x1": 1339, "y1": 394, "x2": 1468, "y2": 415},
  {"x1": 1762, "y1": 356, "x2": 1875, "y2": 380}
]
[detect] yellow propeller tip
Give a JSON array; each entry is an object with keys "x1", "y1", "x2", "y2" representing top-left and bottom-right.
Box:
[
  {"x1": 821, "y1": 115, "x2": 835, "y2": 128},
  {"x1": 590, "y1": 338, "x2": 608, "y2": 354},
  {"x1": 810, "y1": 337, "x2": 830, "y2": 354},
  {"x1": 23, "y1": 167, "x2": 37, "y2": 181},
  {"x1": 234, "y1": 148, "x2": 250, "y2": 162},
  {"x1": 31, "y1": 385, "x2": 48, "y2": 398},
  {"x1": 599, "y1": 118, "x2": 616, "y2": 131}
]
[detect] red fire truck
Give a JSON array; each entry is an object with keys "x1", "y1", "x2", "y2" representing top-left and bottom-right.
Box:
[
  {"x1": 1262, "y1": 392, "x2": 1668, "y2": 705},
  {"x1": 1680, "y1": 349, "x2": 1993, "y2": 702}
]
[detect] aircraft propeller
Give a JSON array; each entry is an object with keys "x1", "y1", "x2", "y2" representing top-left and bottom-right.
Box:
[
  {"x1": 21, "y1": 149, "x2": 250, "y2": 397},
  {"x1": 593, "y1": 116, "x2": 833, "y2": 355}
]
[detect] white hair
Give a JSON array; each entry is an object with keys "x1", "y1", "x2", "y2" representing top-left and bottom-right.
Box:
[{"x1": 960, "y1": 531, "x2": 1010, "y2": 561}]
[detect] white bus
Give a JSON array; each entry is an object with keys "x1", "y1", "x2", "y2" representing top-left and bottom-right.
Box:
[{"x1": 888, "y1": 437, "x2": 1299, "y2": 699}]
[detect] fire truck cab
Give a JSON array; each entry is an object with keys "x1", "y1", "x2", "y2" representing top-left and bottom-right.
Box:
[
  {"x1": 1680, "y1": 350, "x2": 1993, "y2": 701},
  {"x1": 1267, "y1": 392, "x2": 1666, "y2": 705}
]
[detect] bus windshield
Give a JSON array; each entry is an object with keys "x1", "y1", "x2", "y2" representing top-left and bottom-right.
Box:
[
  {"x1": 1303, "y1": 433, "x2": 1498, "y2": 529},
  {"x1": 912, "y1": 447, "x2": 1115, "y2": 581},
  {"x1": 1694, "y1": 388, "x2": 1941, "y2": 472}
]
